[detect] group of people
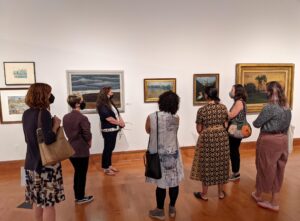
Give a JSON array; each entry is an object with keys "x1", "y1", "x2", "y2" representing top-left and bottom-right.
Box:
[
  {"x1": 22, "y1": 84, "x2": 123, "y2": 221},
  {"x1": 22, "y1": 81, "x2": 291, "y2": 221},
  {"x1": 146, "y1": 82, "x2": 291, "y2": 220}
]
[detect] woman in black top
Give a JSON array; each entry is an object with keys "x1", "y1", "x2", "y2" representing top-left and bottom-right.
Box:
[
  {"x1": 96, "y1": 86, "x2": 125, "y2": 176},
  {"x1": 22, "y1": 83, "x2": 65, "y2": 221},
  {"x1": 227, "y1": 84, "x2": 247, "y2": 181}
]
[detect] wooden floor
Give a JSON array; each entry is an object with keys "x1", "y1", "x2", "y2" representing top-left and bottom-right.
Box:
[{"x1": 1, "y1": 148, "x2": 300, "y2": 221}]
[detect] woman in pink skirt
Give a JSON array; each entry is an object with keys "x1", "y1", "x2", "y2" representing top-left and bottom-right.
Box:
[{"x1": 252, "y1": 81, "x2": 291, "y2": 212}]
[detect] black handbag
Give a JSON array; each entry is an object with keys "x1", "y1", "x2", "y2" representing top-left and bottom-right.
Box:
[{"x1": 144, "y1": 112, "x2": 162, "y2": 179}]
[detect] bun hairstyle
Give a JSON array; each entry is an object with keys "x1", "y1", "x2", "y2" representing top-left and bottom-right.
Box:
[{"x1": 205, "y1": 86, "x2": 220, "y2": 103}]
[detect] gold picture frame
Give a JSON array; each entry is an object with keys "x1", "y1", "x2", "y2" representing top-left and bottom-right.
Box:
[
  {"x1": 144, "y1": 78, "x2": 176, "y2": 103},
  {"x1": 193, "y1": 73, "x2": 219, "y2": 105},
  {"x1": 236, "y1": 63, "x2": 294, "y2": 113}
]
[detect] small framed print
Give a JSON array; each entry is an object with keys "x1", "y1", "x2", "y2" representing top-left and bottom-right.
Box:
[
  {"x1": 3, "y1": 62, "x2": 36, "y2": 85},
  {"x1": 144, "y1": 78, "x2": 176, "y2": 102},
  {"x1": 193, "y1": 74, "x2": 219, "y2": 105},
  {"x1": 0, "y1": 88, "x2": 28, "y2": 124}
]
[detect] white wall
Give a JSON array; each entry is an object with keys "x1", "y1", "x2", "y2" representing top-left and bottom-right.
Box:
[{"x1": 0, "y1": 0, "x2": 299, "y2": 161}]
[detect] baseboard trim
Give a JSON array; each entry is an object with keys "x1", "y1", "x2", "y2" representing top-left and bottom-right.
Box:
[{"x1": 1, "y1": 138, "x2": 300, "y2": 169}]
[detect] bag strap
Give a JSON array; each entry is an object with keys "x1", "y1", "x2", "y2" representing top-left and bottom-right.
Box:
[
  {"x1": 156, "y1": 111, "x2": 159, "y2": 153},
  {"x1": 38, "y1": 109, "x2": 42, "y2": 129}
]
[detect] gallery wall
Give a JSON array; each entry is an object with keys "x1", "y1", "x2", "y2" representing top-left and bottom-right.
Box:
[{"x1": 0, "y1": 0, "x2": 300, "y2": 161}]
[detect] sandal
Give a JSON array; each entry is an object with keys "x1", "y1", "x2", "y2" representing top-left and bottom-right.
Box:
[
  {"x1": 219, "y1": 191, "x2": 226, "y2": 199},
  {"x1": 109, "y1": 166, "x2": 119, "y2": 172},
  {"x1": 194, "y1": 192, "x2": 208, "y2": 201},
  {"x1": 104, "y1": 169, "x2": 116, "y2": 176},
  {"x1": 251, "y1": 191, "x2": 263, "y2": 203},
  {"x1": 257, "y1": 201, "x2": 279, "y2": 212}
]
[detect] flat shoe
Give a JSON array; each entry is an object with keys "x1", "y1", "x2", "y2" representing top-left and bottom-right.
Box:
[
  {"x1": 219, "y1": 191, "x2": 226, "y2": 199},
  {"x1": 194, "y1": 192, "x2": 208, "y2": 201},
  {"x1": 251, "y1": 191, "x2": 263, "y2": 203},
  {"x1": 258, "y1": 201, "x2": 279, "y2": 212}
]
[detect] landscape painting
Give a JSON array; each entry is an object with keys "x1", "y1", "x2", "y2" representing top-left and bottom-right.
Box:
[
  {"x1": 236, "y1": 64, "x2": 294, "y2": 113},
  {"x1": 193, "y1": 74, "x2": 219, "y2": 105},
  {"x1": 8, "y1": 96, "x2": 27, "y2": 114},
  {"x1": 0, "y1": 88, "x2": 28, "y2": 124},
  {"x1": 144, "y1": 78, "x2": 176, "y2": 102},
  {"x1": 67, "y1": 71, "x2": 124, "y2": 113}
]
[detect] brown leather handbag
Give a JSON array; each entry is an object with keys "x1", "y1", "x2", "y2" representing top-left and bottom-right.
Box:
[{"x1": 36, "y1": 110, "x2": 75, "y2": 166}]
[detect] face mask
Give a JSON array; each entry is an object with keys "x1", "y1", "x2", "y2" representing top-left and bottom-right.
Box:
[
  {"x1": 229, "y1": 92, "x2": 234, "y2": 99},
  {"x1": 80, "y1": 101, "x2": 86, "y2": 110},
  {"x1": 109, "y1": 94, "x2": 114, "y2": 99},
  {"x1": 49, "y1": 93, "x2": 55, "y2": 104}
]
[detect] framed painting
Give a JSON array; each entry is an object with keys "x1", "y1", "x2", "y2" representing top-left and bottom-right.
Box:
[
  {"x1": 3, "y1": 62, "x2": 36, "y2": 85},
  {"x1": 236, "y1": 63, "x2": 294, "y2": 113},
  {"x1": 0, "y1": 88, "x2": 28, "y2": 124},
  {"x1": 144, "y1": 78, "x2": 176, "y2": 102},
  {"x1": 67, "y1": 71, "x2": 125, "y2": 113},
  {"x1": 193, "y1": 73, "x2": 219, "y2": 105}
]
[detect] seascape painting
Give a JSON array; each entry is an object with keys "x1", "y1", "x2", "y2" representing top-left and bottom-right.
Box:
[{"x1": 67, "y1": 71, "x2": 124, "y2": 113}]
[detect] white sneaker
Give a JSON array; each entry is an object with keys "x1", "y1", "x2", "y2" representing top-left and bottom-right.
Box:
[{"x1": 75, "y1": 196, "x2": 94, "y2": 205}]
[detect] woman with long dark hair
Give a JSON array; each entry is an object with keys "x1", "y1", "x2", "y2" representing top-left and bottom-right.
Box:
[
  {"x1": 190, "y1": 86, "x2": 229, "y2": 200},
  {"x1": 96, "y1": 86, "x2": 125, "y2": 176},
  {"x1": 228, "y1": 84, "x2": 248, "y2": 181},
  {"x1": 251, "y1": 81, "x2": 291, "y2": 211}
]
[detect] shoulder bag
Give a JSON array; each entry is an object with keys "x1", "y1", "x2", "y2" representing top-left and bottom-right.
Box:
[
  {"x1": 37, "y1": 110, "x2": 75, "y2": 166},
  {"x1": 228, "y1": 102, "x2": 252, "y2": 139},
  {"x1": 144, "y1": 112, "x2": 162, "y2": 179}
]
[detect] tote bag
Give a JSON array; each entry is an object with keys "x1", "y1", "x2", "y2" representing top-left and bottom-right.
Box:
[{"x1": 37, "y1": 110, "x2": 75, "y2": 166}]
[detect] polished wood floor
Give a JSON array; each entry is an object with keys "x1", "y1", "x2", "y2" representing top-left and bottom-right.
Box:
[{"x1": 1, "y1": 148, "x2": 300, "y2": 221}]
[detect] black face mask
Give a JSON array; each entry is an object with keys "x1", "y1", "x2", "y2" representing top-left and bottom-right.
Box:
[
  {"x1": 80, "y1": 102, "x2": 86, "y2": 110},
  {"x1": 49, "y1": 94, "x2": 55, "y2": 104},
  {"x1": 109, "y1": 94, "x2": 114, "y2": 99}
]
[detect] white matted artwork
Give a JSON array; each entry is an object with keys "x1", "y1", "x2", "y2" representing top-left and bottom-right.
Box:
[
  {"x1": 3, "y1": 62, "x2": 36, "y2": 85},
  {"x1": 0, "y1": 88, "x2": 28, "y2": 123},
  {"x1": 67, "y1": 70, "x2": 125, "y2": 114}
]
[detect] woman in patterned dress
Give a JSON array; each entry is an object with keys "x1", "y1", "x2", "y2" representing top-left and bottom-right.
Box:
[
  {"x1": 145, "y1": 91, "x2": 184, "y2": 220},
  {"x1": 22, "y1": 83, "x2": 65, "y2": 221},
  {"x1": 190, "y1": 86, "x2": 230, "y2": 200}
]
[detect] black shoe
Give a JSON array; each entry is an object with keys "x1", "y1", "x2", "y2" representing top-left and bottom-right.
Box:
[
  {"x1": 75, "y1": 196, "x2": 94, "y2": 205},
  {"x1": 229, "y1": 173, "x2": 240, "y2": 181}
]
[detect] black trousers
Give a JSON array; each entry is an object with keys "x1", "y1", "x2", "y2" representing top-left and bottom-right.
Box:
[
  {"x1": 156, "y1": 186, "x2": 179, "y2": 209},
  {"x1": 102, "y1": 131, "x2": 118, "y2": 169},
  {"x1": 69, "y1": 157, "x2": 89, "y2": 200},
  {"x1": 229, "y1": 136, "x2": 242, "y2": 173}
]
